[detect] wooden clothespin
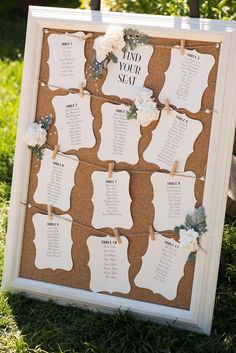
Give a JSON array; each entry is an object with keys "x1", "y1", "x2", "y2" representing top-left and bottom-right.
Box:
[
  {"x1": 51, "y1": 145, "x2": 60, "y2": 160},
  {"x1": 180, "y1": 39, "x2": 185, "y2": 55},
  {"x1": 164, "y1": 99, "x2": 171, "y2": 114},
  {"x1": 108, "y1": 162, "x2": 114, "y2": 179},
  {"x1": 84, "y1": 33, "x2": 93, "y2": 40},
  {"x1": 113, "y1": 228, "x2": 122, "y2": 244},
  {"x1": 79, "y1": 83, "x2": 84, "y2": 97},
  {"x1": 170, "y1": 161, "x2": 178, "y2": 176},
  {"x1": 149, "y1": 225, "x2": 155, "y2": 241},
  {"x1": 47, "y1": 205, "x2": 52, "y2": 221}
]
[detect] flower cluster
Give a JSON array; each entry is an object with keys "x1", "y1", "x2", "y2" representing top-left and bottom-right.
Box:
[
  {"x1": 174, "y1": 206, "x2": 207, "y2": 261},
  {"x1": 91, "y1": 26, "x2": 149, "y2": 80},
  {"x1": 127, "y1": 88, "x2": 159, "y2": 127},
  {"x1": 93, "y1": 26, "x2": 126, "y2": 63},
  {"x1": 23, "y1": 116, "x2": 52, "y2": 160}
]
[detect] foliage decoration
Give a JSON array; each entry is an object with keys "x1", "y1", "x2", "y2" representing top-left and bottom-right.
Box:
[
  {"x1": 174, "y1": 206, "x2": 207, "y2": 262},
  {"x1": 91, "y1": 25, "x2": 150, "y2": 80}
]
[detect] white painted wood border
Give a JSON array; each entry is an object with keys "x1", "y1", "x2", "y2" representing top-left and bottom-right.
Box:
[{"x1": 2, "y1": 6, "x2": 236, "y2": 335}]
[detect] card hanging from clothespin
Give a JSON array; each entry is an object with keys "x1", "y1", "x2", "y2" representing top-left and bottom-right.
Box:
[
  {"x1": 164, "y1": 99, "x2": 171, "y2": 114},
  {"x1": 180, "y1": 39, "x2": 185, "y2": 55},
  {"x1": 47, "y1": 205, "x2": 52, "y2": 221},
  {"x1": 148, "y1": 225, "x2": 155, "y2": 241},
  {"x1": 79, "y1": 83, "x2": 84, "y2": 97},
  {"x1": 84, "y1": 33, "x2": 93, "y2": 40},
  {"x1": 108, "y1": 162, "x2": 115, "y2": 179},
  {"x1": 170, "y1": 161, "x2": 178, "y2": 176},
  {"x1": 51, "y1": 144, "x2": 60, "y2": 160},
  {"x1": 113, "y1": 228, "x2": 122, "y2": 244}
]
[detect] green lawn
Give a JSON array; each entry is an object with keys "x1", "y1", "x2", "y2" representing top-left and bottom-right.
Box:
[{"x1": 0, "y1": 2, "x2": 235, "y2": 352}]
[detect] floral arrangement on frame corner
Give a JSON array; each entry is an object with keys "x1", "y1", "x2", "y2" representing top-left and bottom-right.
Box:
[
  {"x1": 91, "y1": 26, "x2": 149, "y2": 80},
  {"x1": 23, "y1": 115, "x2": 52, "y2": 160},
  {"x1": 174, "y1": 206, "x2": 207, "y2": 262}
]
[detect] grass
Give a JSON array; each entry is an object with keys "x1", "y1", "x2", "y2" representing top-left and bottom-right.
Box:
[{"x1": 0, "y1": 2, "x2": 235, "y2": 352}]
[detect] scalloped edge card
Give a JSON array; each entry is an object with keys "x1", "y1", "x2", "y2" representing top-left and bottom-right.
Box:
[
  {"x1": 151, "y1": 171, "x2": 197, "y2": 231},
  {"x1": 143, "y1": 110, "x2": 203, "y2": 172},
  {"x1": 159, "y1": 48, "x2": 215, "y2": 113},
  {"x1": 33, "y1": 149, "x2": 79, "y2": 211},
  {"x1": 134, "y1": 232, "x2": 190, "y2": 300},
  {"x1": 47, "y1": 32, "x2": 86, "y2": 90},
  {"x1": 91, "y1": 171, "x2": 133, "y2": 229},
  {"x1": 102, "y1": 45, "x2": 153, "y2": 99},
  {"x1": 87, "y1": 235, "x2": 130, "y2": 294},
  {"x1": 33, "y1": 213, "x2": 73, "y2": 271},
  {"x1": 52, "y1": 92, "x2": 95, "y2": 152},
  {"x1": 98, "y1": 103, "x2": 141, "y2": 164}
]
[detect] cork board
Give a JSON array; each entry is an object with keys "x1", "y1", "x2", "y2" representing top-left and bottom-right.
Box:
[{"x1": 19, "y1": 28, "x2": 220, "y2": 311}]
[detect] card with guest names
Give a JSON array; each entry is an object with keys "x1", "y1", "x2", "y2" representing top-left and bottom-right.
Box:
[
  {"x1": 33, "y1": 149, "x2": 79, "y2": 211},
  {"x1": 33, "y1": 213, "x2": 73, "y2": 271},
  {"x1": 87, "y1": 235, "x2": 130, "y2": 294},
  {"x1": 47, "y1": 32, "x2": 86, "y2": 90}
]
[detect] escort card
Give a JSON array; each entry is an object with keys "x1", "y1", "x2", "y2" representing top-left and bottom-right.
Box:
[
  {"x1": 52, "y1": 92, "x2": 95, "y2": 152},
  {"x1": 47, "y1": 32, "x2": 86, "y2": 90},
  {"x1": 91, "y1": 171, "x2": 133, "y2": 229},
  {"x1": 98, "y1": 103, "x2": 141, "y2": 164},
  {"x1": 134, "y1": 232, "x2": 190, "y2": 300},
  {"x1": 33, "y1": 213, "x2": 73, "y2": 271},
  {"x1": 33, "y1": 149, "x2": 78, "y2": 211},
  {"x1": 151, "y1": 172, "x2": 196, "y2": 231},
  {"x1": 87, "y1": 235, "x2": 130, "y2": 293},
  {"x1": 102, "y1": 45, "x2": 153, "y2": 99},
  {"x1": 159, "y1": 48, "x2": 215, "y2": 113},
  {"x1": 143, "y1": 110, "x2": 203, "y2": 172}
]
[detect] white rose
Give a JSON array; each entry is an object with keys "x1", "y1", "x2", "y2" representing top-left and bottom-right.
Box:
[
  {"x1": 136, "y1": 100, "x2": 159, "y2": 127},
  {"x1": 134, "y1": 87, "x2": 153, "y2": 106},
  {"x1": 105, "y1": 26, "x2": 126, "y2": 50},
  {"x1": 93, "y1": 35, "x2": 113, "y2": 63},
  {"x1": 179, "y1": 228, "x2": 199, "y2": 252},
  {"x1": 23, "y1": 123, "x2": 47, "y2": 147}
]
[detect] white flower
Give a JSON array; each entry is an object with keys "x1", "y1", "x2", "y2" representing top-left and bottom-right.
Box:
[
  {"x1": 136, "y1": 100, "x2": 159, "y2": 127},
  {"x1": 93, "y1": 35, "x2": 113, "y2": 63},
  {"x1": 179, "y1": 228, "x2": 199, "y2": 252},
  {"x1": 134, "y1": 87, "x2": 153, "y2": 106},
  {"x1": 105, "y1": 26, "x2": 126, "y2": 50},
  {"x1": 23, "y1": 123, "x2": 47, "y2": 147}
]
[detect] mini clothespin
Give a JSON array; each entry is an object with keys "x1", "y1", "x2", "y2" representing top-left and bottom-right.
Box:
[
  {"x1": 180, "y1": 39, "x2": 185, "y2": 55},
  {"x1": 113, "y1": 228, "x2": 122, "y2": 244},
  {"x1": 52, "y1": 145, "x2": 60, "y2": 160},
  {"x1": 108, "y1": 162, "x2": 114, "y2": 179},
  {"x1": 47, "y1": 205, "x2": 52, "y2": 221},
  {"x1": 79, "y1": 83, "x2": 84, "y2": 97},
  {"x1": 170, "y1": 161, "x2": 178, "y2": 176},
  {"x1": 149, "y1": 225, "x2": 155, "y2": 241},
  {"x1": 164, "y1": 99, "x2": 171, "y2": 114},
  {"x1": 84, "y1": 33, "x2": 93, "y2": 40}
]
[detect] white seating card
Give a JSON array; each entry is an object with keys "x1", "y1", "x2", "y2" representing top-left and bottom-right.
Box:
[
  {"x1": 47, "y1": 32, "x2": 86, "y2": 90},
  {"x1": 33, "y1": 149, "x2": 78, "y2": 211},
  {"x1": 102, "y1": 45, "x2": 153, "y2": 99},
  {"x1": 144, "y1": 110, "x2": 203, "y2": 172},
  {"x1": 33, "y1": 213, "x2": 73, "y2": 271},
  {"x1": 151, "y1": 172, "x2": 196, "y2": 231},
  {"x1": 159, "y1": 48, "x2": 215, "y2": 113},
  {"x1": 98, "y1": 103, "x2": 141, "y2": 164},
  {"x1": 87, "y1": 235, "x2": 130, "y2": 293},
  {"x1": 52, "y1": 93, "x2": 95, "y2": 152},
  {"x1": 91, "y1": 171, "x2": 133, "y2": 229},
  {"x1": 134, "y1": 232, "x2": 190, "y2": 300}
]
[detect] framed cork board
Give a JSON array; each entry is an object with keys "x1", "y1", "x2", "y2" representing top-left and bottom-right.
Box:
[{"x1": 2, "y1": 6, "x2": 236, "y2": 335}]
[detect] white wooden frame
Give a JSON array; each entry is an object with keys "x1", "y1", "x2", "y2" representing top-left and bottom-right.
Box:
[{"x1": 2, "y1": 6, "x2": 236, "y2": 335}]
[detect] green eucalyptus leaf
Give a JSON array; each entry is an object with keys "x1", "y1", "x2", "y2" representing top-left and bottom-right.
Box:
[
  {"x1": 188, "y1": 252, "x2": 197, "y2": 262},
  {"x1": 174, "y1": 226, "x2": 180, "y2": 235}
]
